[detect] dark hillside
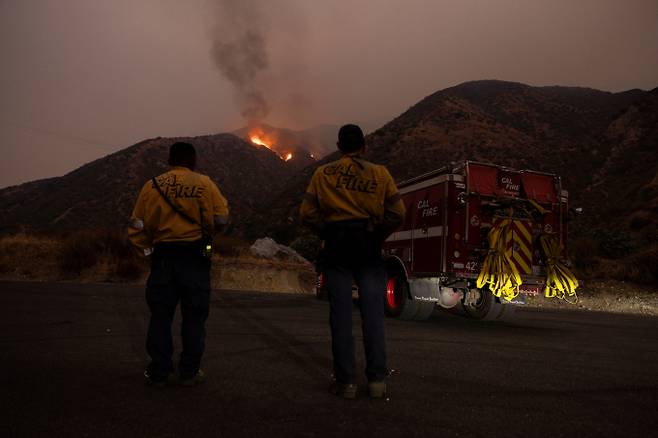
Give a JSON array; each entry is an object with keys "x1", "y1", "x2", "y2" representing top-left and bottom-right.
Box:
[
  {"x1": 583, "y1": 88, "x2": 658, "y2": 257},
  {"x1": 0, "y1": 134, "x2": 296, "y2": 234},
  {"x1": 256, "y1": 81, "x2": 656, "y2": 282},
  {"x1": 2, "y1": 80, "x2": 656, "y2": 282}
]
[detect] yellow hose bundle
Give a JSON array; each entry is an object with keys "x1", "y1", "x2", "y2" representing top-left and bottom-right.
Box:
[
  {"x1": 539, "y1": 234, "x2": 579, "y2": 303},
  {"x1": 476, "y1": 218, "x2": 522, "y2": 302}
]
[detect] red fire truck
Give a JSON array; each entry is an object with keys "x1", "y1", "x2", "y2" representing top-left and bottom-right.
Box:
[
  {"x1": 317, "y1": 161, "x2": 575, "y2": 321},
  {"x1": 382, "y1": 161, "x2": 571, "y2": 321}
]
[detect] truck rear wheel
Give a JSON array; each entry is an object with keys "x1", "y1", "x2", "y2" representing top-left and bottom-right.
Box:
[
  {"x1": 384, "y1": 273, "x2": 418, "y2": 319},
  {"x1": 462, "y1": 288, "x2": 517, "y2": 321},
  {"x1": 413, "y1": 300, "x2": 436, "y2": 321}
]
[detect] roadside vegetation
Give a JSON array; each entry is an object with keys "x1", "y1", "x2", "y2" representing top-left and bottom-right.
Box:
[
  {"x1": 570, "y1": 234, "x2": 658, "y2": 285},
  {"x1": 0, "y1": 231, "x2": 655, "y2": 314},
  {"x1": 0, "y1": 230, "x2": 656, "y2": 286},
  {"x1": 0, "y1": 231, "x2": 314, "y2": 293}
]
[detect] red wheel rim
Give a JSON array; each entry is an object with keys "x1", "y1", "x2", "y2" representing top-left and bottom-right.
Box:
[{"x1": 386, "y1": 277, "x2": 401, "y2": 309}]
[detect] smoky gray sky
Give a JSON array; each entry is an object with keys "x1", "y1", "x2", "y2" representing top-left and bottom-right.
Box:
[{"x1": 1, "y1": 0, "x2": 657, "y2": 188}]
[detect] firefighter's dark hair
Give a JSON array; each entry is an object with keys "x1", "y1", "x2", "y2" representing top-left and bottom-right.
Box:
[
  {"x1": 337, "y1": 124, "x2": 365, "y2": 153},
  {"x1": 168, "y1": 142, "x2": 196, "y2": 169}
]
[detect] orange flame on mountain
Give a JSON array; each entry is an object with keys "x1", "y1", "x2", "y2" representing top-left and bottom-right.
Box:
[
  {"x1": 248, "y1": 128, "x2": 293, "y2": 162},
  {"x1": 250, "y1": 135, "x2": 271, "y2": 149}
]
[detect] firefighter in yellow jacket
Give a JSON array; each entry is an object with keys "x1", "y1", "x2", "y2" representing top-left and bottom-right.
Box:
[
  {"x1": 128, "y1": 141, "x2": 229, "y2": 387},
  {"x1": 300, "y1": 124, "x2": 405, "y2": 399}
]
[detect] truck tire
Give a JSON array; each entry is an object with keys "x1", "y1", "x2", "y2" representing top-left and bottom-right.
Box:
[
  {"x1": 384, "y1": 273, "x2": 418, "y2": 319},
  {"x1": 462, "y1": 288, "x2": 517, "y2": 321},
  {"x1": 412, "y1": 300, "x2": 436, "y2": 321}
]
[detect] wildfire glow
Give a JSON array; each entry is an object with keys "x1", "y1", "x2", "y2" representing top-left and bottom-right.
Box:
[
  {"x1": 248, "y1": 129, "x2": 293, "y2": 162},
  {"x1": 250, "y1": 136, "x2": 271, "y2": 149}
]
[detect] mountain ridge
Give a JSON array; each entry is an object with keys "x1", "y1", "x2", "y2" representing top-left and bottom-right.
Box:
[
  {"x1": 0, "y1": 133, "x2": 297, "y2": 233},
  {"x1": 255, "y1": 80, "x2": 656, "y2": 264},
  {"x1": 1, "y1": 80, "x2": 656, "y2": 276}
]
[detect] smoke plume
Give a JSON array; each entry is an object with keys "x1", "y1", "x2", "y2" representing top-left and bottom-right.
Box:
[
  {"x1": 210, "y1": 0, "x2": 310, "y2": 127},
  {"x1": 211, "y1": 0, "x2": 271, "y2": 123}
]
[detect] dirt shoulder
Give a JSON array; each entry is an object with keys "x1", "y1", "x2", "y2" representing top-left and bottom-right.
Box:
[
  {"x1": 0, "y1": 233, "x2": 316, "y2": 294},
  {"x1": 525, "y1": 279, "x2": 658, "y2": 316},
  {"x1": 0, "y1": 252, "x2": 316, "y2": 295},
  {"x1": 1, "y1": 234, "x2": 656, "y2": 316}
]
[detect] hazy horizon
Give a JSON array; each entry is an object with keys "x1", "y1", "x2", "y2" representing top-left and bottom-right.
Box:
[{"x1": 1, "y1": 0, "x2": 657, "y2": 188}]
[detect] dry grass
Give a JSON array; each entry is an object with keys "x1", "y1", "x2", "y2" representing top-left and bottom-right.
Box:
[
  {"x1": 2, "y1": 233, "x2": 656, "y2": 312},
  {"x1": 0, "y1": 231, "x2": 147, "y2": 282},
  {"x1": 3, "y1": 231, "x2": 654, "y2": 294},
  {"x1": 0, "y1": 232, "x2": 314, "y2": 294},
  {"x1": 0, "y1": 233, "x2": 61, "y2": 280},
  {"x1": 526, "y1": 279, "x2": 658, "y2": 316},
  {"x1": 570, "y1": 236, "x2": 658, "y2": 286},
  {"x1": 601, "y1": 246, "x2": 658, "y2": 285}
]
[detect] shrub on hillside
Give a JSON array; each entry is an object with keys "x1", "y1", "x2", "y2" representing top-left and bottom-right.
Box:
[
  {"x1": 289, "y1": 234, "x2": 321, "y2": 263},
  {"x1": 101, "y1": 229, "x2": 146, "y2": 280},
  {"x1": 0, "y1": 234, "x2": 60, "y2": 279},
  {"x1": 102, "y1": 229, "x2": 134, "y2": 258},
  {"x1": 593, "y1": 229, "x2": 635, "y2": 258},
  {"x1": 628, "y1": 212, "x2": 653, "y2": 230},
  {"x1": 56, "y1": 229, "x2": 146, "y2": 280},
  {"x1": 214, "y1": 235, "x2": 249, "y2": 257},
  {"x1": 58, "y1": 232, "x2": 102, "y2": 274},
  {"x1": 115, "y1": 255, "x2": 145, "y2": 281},
  {"x1": 607, "y1": 246, "x2": 658, "y2": 285},
  {"x1": 570, "y1": 236, "x2": 600, "y2": 278}
]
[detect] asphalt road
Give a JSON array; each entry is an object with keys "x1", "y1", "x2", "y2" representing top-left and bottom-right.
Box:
[{"x1": 1, "y1": 281, "x2": 657, "y2": 438}]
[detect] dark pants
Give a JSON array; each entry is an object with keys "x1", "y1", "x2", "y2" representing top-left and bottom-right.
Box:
[
  {"x1": 145, "y1": 244, "x2": 211, "y2": 381},
  {"x1": 322, "y1": 222, "x2": 388, "y2": 384}
]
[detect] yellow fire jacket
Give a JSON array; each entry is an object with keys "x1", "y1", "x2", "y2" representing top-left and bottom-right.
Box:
[
  {"x1": 128, "y1": 166, "x2": 229, "y2": 256},
  {"x1": 300, "y1": 154, "x2": 405, "y2": 238}
]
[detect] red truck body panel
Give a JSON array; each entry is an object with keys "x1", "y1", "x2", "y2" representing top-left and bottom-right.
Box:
[{"x1": 384, "y1": 162, "x2": 568, "y2": 293}]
